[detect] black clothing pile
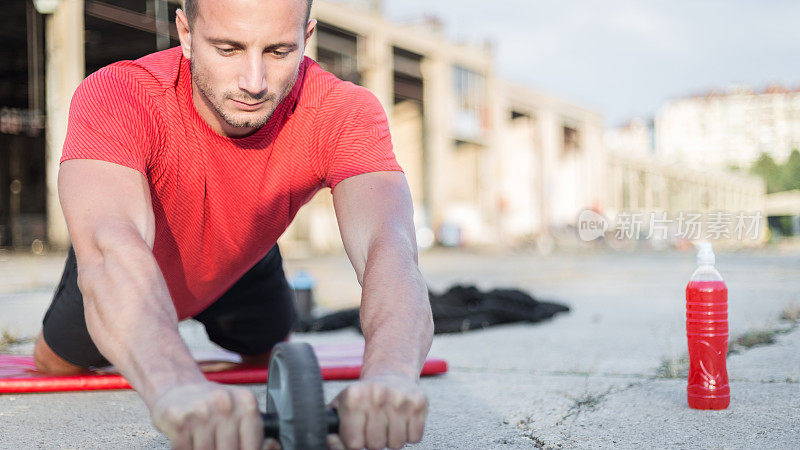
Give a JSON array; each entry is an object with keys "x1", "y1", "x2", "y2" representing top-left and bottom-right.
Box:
[{"x1": 293, "y1": 284, "x2": 570, "y2": 334}]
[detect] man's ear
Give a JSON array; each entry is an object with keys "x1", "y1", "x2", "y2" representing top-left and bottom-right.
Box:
[
  {"x1": 176, "y1": 9, "x2": 192, "y2": 60},
  {"x1": 304, "y1": 19, "x2": 317, "y2": 49}
]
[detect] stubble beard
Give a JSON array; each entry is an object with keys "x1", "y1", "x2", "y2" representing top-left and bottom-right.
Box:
[{"x1": 191, "y1": 58, "x2": 299, "y2": 130}]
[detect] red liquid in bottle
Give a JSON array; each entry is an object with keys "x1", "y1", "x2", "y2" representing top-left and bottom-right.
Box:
[{"x1": 685, "y1": 280, "x2": 730, "y2": 409}]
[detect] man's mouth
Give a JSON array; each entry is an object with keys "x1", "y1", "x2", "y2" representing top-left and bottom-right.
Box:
[{"x1": 232, "y1": 99, "x2": 266, "y2": 110}]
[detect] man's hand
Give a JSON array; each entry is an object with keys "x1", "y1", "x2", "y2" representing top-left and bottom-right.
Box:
[
  {"x1": 150, "y1": 381, "x2": 268, "y2": 450},
  {"x1": 330, "y1": 375, "x2": 428, "y2": 450}
]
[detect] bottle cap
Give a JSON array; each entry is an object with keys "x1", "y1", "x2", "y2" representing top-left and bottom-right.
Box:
[
  {"x1": 697, "y1": 241, "x2": 715, "y2": 266},
  {"x1": 290, "y1": 270, "x2": 315, "y2": 290}
]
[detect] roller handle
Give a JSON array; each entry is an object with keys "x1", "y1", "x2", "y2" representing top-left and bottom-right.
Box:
[
  {"x1": 326, "y1": 408, "x2": 340, "y2": 434},
  {"x1": 261, "y1": 408, "x2": 339, "y2": 438}
]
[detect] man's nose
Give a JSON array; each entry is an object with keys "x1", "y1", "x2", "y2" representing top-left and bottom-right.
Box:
[{"x1": 238, "y1": 54, "x2": 268, "y2": 98}]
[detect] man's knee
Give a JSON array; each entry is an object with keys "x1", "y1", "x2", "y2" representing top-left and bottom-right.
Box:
[
  {"x1": 239, "y1": 333, "x2": 291, "y2": 366},
  {"x1": 240, "y1": 352, "x2": 271, "y2": 366},
  {"x1": 33, "y1": 331, "x2": 89, "y2": 375}
]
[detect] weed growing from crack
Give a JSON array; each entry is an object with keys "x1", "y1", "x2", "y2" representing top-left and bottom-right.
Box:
[
  {"x1": 728, "y1": 329, "x2": 776, "y2": 354},
  {"x1": 781, "y1": 303, "x2": 799, "y2": 323},
  {"x1": 655, "y1": 355, "x2": 689, "y2": 379},
  {"x1": 0, "y1": 328, "x2": 34, "y2": 352},
  {"x1": 658, "y1": 305, "x2": 800, "y2": 375},
  {"x1": 728, "y1": 317, "x2": 798, "y2": 355},
  {"x1": 572, "y1": 392, "x2": 603, "y2": 409}
]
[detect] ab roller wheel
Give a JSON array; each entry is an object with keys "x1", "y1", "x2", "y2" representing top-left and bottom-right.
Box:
[{"x1": 261, "y1": 342, "x2": 339, "y2": 450}]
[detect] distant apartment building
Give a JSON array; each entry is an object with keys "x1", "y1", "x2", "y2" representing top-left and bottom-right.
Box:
[
  {"x1": 604, "y1": 117, "x2": 653, "y2": 158},
  {"x1": 655, "y1": 84, "x2": 800, "y2": 170},
  {"x1": 604, "y1": 113, "x2": 766, "y2": 246}
]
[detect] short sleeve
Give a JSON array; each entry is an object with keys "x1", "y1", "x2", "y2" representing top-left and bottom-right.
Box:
[
  {"x1": 61, "y1": 66, "x2": 162, "y2": 176},
  {"x1": 313, "y1": 83, "x2": 403, "y2": 191}
]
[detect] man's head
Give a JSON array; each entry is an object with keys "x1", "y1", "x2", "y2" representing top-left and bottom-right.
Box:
[
  {"x1": 183, "y1": 0, "x2": 314, "y2": 28},
  {"x1": 176, "y1": 0, "x2": 316, "y2": 138}
]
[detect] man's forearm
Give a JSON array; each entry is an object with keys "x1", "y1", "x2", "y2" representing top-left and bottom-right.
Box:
[
  {"x1": 77, "y1": 232, "x2": 205, "y2": 409},
  {"x1": 358, "y1": 239, "x2": 433, "y2": 381}
]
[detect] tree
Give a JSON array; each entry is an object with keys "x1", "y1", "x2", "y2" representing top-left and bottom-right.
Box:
[
  {"x1": 750, "y1": 150, "x2": 800, "y2": 237},
  {"x1": 750, "y1": 152, "x2": 782, "y2": 193},
  {"x1": 780, "y1": 149, "x2": 800, "y2": 191}
]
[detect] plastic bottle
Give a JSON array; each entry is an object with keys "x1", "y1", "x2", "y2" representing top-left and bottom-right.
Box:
[
  {"x1": 290, "y1": 270, "x2": 316, "y2": 321},
  {"x1": 685, "y1": 242, "x2": 730, "y2": 409}
]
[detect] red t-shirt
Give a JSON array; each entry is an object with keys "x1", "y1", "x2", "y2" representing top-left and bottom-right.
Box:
[{"x1": 61, "y1": 47, "x2": 402, "y2": 318}]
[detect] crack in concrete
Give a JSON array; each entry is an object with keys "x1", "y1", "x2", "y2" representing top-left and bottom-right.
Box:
[
  {"x1": 555, "y1": 380, "x2": 648, "y2": 426},
  {"x1": 510, "y1": 312, "x2": 800, "y2": 448},
  {"x1": 511, "y1": 415, "x2": 553, "y2": 449},
  {"x1": 513, "y1": 379, "x2": 653, "y2": 448}
]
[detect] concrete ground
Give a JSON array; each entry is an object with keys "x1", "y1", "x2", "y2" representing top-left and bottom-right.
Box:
[{"x1": 0, "y1": 246, "x2": 798, "y2": 449}]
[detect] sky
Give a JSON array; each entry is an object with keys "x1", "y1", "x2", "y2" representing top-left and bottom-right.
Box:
[{"x1": 381, "y1": 0, "x2": 800, "y2": 127}]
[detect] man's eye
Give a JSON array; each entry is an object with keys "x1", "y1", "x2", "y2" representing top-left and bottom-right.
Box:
[
  {"x1": 272, "y1": 50, "x2": 290, "y2": 57},
  {"x1": 217, "y1": 47, "x2": 236, "y2": 55}
]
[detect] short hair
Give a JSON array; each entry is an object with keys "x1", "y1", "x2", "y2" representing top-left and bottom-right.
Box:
[{"x1": 183, "y1": 0, "x2": 314, "y2": 27}]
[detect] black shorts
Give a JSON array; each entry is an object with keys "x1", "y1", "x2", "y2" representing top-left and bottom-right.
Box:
[{"x1": 41, "y1": 244, "x2": 297, "y2": 369}]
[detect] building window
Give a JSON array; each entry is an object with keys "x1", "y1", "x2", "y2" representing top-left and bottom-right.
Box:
[
  {"x1": 315, "y1": 22, "x2": 360, "y2": 84},
  {"x1": 453, "y1": 66, "x2": 486, "y2": 141},
  {"x1": 393, "y1": 47, "x2": 423, "y2": 104},
  {"x1": 563, "y1": 125, "x2": 581, "y2": 155},
  {"x1": 510, "y1": 110, "x2": 530, "y2": 121}
]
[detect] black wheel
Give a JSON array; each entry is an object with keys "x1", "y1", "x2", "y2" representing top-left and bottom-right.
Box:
[{"x1": 266, "y1": 342, "x2": 327, "y2": 450}]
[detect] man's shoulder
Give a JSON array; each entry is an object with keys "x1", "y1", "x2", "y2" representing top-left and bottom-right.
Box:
[
  {"x1": 129, "y1": 47, "x2": 184, "y2": 88},
  {"x1": 81, "y1": 47, "x2": 183, "y2": 99},
  {"x1": 296, "y1": 57, "x2": 377, "y2": 113}
]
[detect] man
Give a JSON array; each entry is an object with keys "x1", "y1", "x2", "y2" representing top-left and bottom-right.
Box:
[{"x1": 32, "y1": 0, "x2": 434, "y2": 448}]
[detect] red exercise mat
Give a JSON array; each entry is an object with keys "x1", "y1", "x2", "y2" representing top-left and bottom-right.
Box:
[{"x1": 0, "y1": 342, "x2": 447, "y2": 394}]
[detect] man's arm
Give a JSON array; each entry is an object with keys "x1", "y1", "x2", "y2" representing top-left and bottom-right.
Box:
[
  {"x1": 331, "y1": 171, "x2": 434, "y2": 449},
  {"x1": 59, "y1": 160, "x2": 201, "y2": 405},
  {"x1": 58, "y1": 159, "x2": 264, "y2": 449}
]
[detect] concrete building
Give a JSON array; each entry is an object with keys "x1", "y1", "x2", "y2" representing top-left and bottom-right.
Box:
[
  {"x1": 655, "y1": 84, "x2": 800, "y2": 170},
  {"x1": 280, "y1": 1, "x2": 608, "y2": 252},
  {"x1": 2, "y1": 0, "x2": 182, "y2": 250},
  {"x1": 0, "y1": 1, "x2": 50, "y2": 249},
  {"x1": 278, "y1": 0, "x2": 497, "y2": 253},
  {"x1": 488, "y1": 81, "x2": 605, "y2": 245}
]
